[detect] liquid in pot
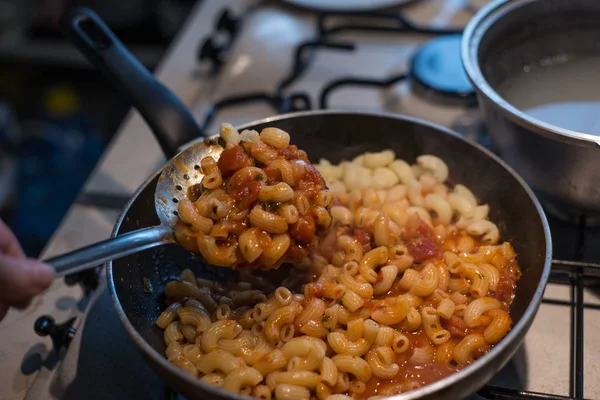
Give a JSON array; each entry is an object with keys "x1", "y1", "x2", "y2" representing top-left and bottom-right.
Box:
[{"x1": 497, "y1": 56, "x2": 600, "y2": 136}]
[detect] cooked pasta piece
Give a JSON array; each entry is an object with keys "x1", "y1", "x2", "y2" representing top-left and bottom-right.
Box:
[
  {"x1": 328, "y1": 332, "x2": 371, "y2": 357},
  {"x1": 275, "y1": 384, "x2": 310, "y2": 400},
  {"x1": 156, "y1": 302, "x2": 182, "y2": 329},
  {"x1": 252, "y1": 385, "x2": 272, "y2": 400},
  {"x1": 222, "y1": 367, "x2": 263, "y2": 393},
  {"x1": 332, "y1": 355, "x2": 372, "y2": 383},
  {"x1": 266, "y1": 371, "x2": 321, "y2": 390},
  {"x1": 158, "y1": 145, "x2": 522, "y2": 400},
  {"x1": 366, "y1": 347, "x2": 400, "y2": 379},
  {"x1": 452, "y1": 334, "x2": 487, "y2": 365}
]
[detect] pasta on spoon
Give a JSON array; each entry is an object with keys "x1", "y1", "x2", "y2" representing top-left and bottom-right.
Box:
[{"x1": 174, "y1": 124, "x2": 332, "y2": 270}]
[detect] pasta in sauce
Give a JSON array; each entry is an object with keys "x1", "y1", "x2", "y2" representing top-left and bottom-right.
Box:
[
  {"x1": 174, "y1": 124, "x2": 331, "y2": 270},
  {"x1": 158, "y1": 134, "x2": 522, "y2": 400}
]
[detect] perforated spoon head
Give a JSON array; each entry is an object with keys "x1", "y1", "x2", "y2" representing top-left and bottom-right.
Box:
[{"x1": 155, "y1": 139, "x2": 224, "y2": 228}]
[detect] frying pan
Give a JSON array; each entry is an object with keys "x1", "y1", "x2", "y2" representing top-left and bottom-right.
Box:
[{"x1": 60, "y1": 7, "x2": 552, "y2": 400}]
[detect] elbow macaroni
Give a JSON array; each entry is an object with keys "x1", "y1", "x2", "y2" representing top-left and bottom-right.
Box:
[{"x1": 158, "y1": 146, "x2": 522, "y2": 399}]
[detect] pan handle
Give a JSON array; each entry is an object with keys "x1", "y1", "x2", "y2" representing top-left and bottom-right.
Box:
[
  {"x1": 44, "y1": 225, "x2": 173, "y2": 278},
  {"x1": 59, "y1": 7, "x2": 203, "y2": 158}
]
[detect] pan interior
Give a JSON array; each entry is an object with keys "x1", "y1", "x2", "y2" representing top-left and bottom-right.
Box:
[{"x1": 110, "y1": 112, "x2": 549, "y2": 391}]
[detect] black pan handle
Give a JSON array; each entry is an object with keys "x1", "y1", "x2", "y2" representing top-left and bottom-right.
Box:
[{"x1": 60, "y1": 7, "x2": 204, "y2": 158}]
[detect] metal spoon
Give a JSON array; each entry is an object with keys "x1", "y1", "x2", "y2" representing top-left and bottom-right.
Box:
[
  {"x1": 46, "y1": 8, "x2": 219, "y2": 277},
  {"x1": 46, "y1": 139, "x2": 224, "y2": 277}
]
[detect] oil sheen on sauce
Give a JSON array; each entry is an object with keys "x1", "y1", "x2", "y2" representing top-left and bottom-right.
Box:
[{"x1": 497, "y1": 56, "x2": 600, "y2": 136}]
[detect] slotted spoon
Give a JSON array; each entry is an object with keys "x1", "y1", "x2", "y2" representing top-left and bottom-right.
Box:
[{"x1": 46, "y1": 8, "x2": 223, "y2": 277}]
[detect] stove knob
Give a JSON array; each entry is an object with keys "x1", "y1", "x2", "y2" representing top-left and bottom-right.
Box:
[
  {"x1": 197, "y1": 37, "x2": 225, "y2": 72},
  {"x1": 34, "y1": 315, "x2": 55, "y2": 336},
  {"x1": 34, "y1": 315, "x2": 77, "y2": 351},
  {"x1": 216, "y1": 10, "x2": 239, "y2": 37}
]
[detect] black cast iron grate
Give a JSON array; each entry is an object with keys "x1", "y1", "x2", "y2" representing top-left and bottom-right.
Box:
[
  {"x1": 478, "y1": 258, "x2": 600, "y2": 400},
  {"x1": 196, "y1": 7, "x2": 461, "y2": 133}
]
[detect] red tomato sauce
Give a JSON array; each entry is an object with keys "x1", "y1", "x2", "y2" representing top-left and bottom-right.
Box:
[
  {"x1": 217, "y1": 146, "x2": 254, "y2": 177},
  {"x1": 289, "y1": 216, "x2": 316, "y2": 243},
  {"x1": 353, "y1": 228, "x2": 373, "y2": 252},
  {"x1": 403, "y1": 221, "x2": 440, "y2": 262},
  {"x1": 360, "y1": 331, "x2": 460, "y2": 399},
  {"x1": 298, "y1": 164, "x2": 327, "y2": 197},
  {"x1": 226, "y1": 169, "x2": 262, "y2": 210},
  {"x1": 496, "y1": 261, "x2": 521, "y2": 306}
]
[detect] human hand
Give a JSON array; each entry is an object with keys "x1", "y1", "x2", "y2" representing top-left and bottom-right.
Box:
[{"x1": 0, "y1": 219, "x2": 55, "y2": 321}]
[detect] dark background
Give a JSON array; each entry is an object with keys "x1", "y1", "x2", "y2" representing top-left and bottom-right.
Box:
[{"x1": 0, "y1": 0, "x2": 198, "y2": 256}]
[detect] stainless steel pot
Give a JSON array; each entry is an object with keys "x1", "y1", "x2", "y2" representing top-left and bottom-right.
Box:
[{"x1": 462, "y1": 0, "x2": 600, "y2": 220}]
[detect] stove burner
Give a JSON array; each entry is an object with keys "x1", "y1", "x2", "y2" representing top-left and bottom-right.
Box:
[
  {"x1": 410, "y1": 34, "x2": 477, "y2": 107},
  {"x1": 281, "y1": 0, "x2": 421, "y2": 12}
]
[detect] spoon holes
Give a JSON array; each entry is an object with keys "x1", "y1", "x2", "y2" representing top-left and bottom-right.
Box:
[
  {"x1": 194, "y1": 165, "x2": 200, "y2": 170},
  {"x1": 183, "y1": 174, "x2": 190, "y2": 180},
  {"x1": 176, "y1": 185, "x2": 183, "y2": 191},
  {"x1": 173, "y1": 198, "x2": 179, "y2": 203}
]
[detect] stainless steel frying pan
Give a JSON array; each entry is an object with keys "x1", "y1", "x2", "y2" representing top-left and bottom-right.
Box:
[{"x1": 59, "y1": 7, "x2": 552, "y2": 400}]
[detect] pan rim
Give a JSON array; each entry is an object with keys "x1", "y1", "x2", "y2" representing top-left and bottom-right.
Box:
[{"x1": 107, "y1": 109, "x2": 552, "y2": 400}]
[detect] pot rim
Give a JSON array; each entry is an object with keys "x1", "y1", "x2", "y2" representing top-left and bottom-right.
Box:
[
  {"x1": 461, "y1": 0, "x2": 600, "y2": 149},
  {"x1": 107, "y1": 109, "x2": 553, "y2": 400}
]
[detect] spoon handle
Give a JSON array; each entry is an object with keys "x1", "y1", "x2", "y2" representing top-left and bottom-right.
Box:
[
  {"x1": 45, "y1": 226, "x2": 173, "y2": 278},
  {"x1": 59, "y1": 7, "x2": 204, "y2": 158}
]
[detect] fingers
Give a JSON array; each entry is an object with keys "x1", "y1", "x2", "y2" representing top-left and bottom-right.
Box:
[
  {"x1": 0, "y1": 219, "x2": 25, "y2": 259},
  {"x1": 12, "y1": 299, "x2": 32, "y2": 310},
  {"x1": 0, "y1": 302, "x2": 8, "y2": 321},
  {"x1": 0, "y1": 255, "x2": 55, "y2": 306}
]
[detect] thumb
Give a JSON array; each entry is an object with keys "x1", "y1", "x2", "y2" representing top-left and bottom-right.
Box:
[{"x1": 0, "y1": 255, "x2": 55, "y2": 305}]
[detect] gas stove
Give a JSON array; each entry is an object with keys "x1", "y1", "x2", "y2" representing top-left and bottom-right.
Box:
[{"x1": 22, "y1": 1, "x2": 600, "y2": 399}]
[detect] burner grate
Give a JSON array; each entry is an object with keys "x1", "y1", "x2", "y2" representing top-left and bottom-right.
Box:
[
  {"x1": 200, "y1": 40, "x2": 354, "y2": 131},
  {"x1": 197, "y1": 7, "x2": 462, "y2": 132},
  {"x1": 476, "y1": 259, "x2": 599, "y2": 400},
  {"x1": 316, "y1": 10, "x2": 462, "y2": 36},
  {"x1": 319, "y1": 73, "x2": 408, "y2": 109}
]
